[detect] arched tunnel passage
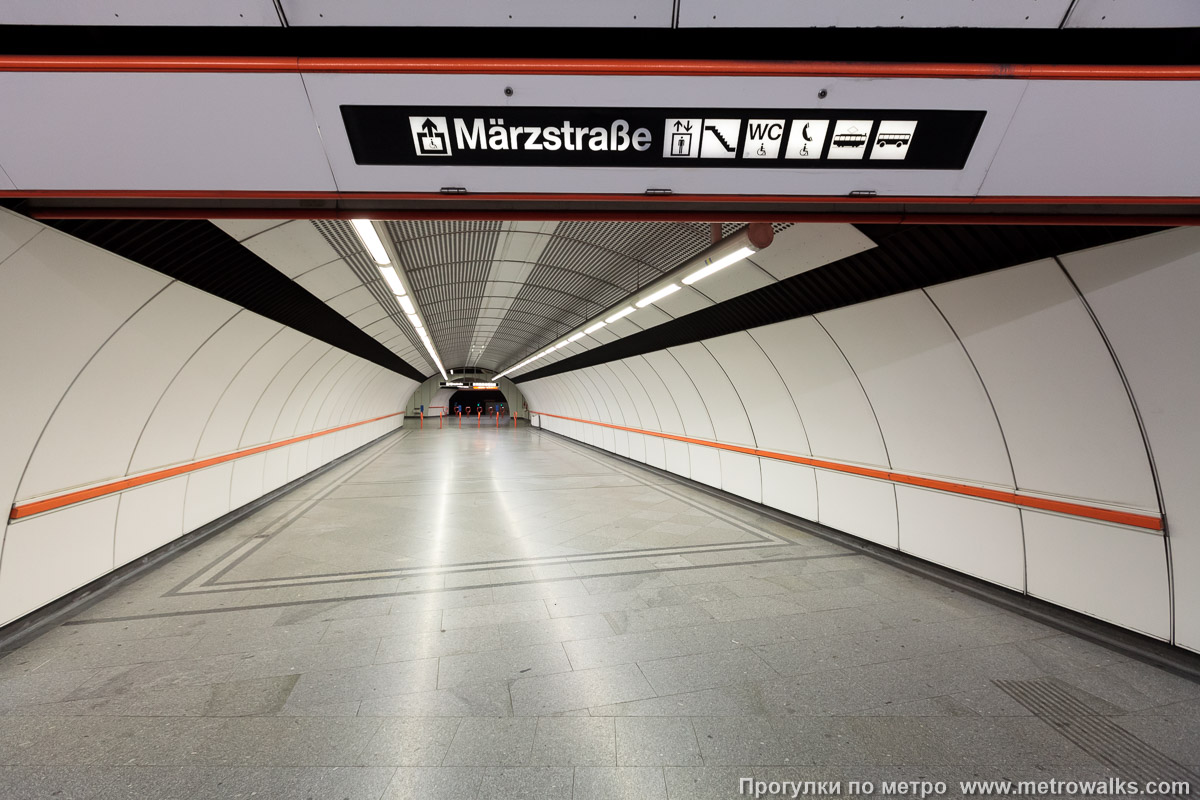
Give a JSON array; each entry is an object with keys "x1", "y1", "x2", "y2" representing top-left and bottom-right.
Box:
[{"x1": 3, "y1": 200, "x2": 1200, "y2": 790}]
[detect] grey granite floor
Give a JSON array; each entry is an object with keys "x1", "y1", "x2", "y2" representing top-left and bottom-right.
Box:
[{"x1": 1, "y1": 427, "x2": 1197, "y2": 799}]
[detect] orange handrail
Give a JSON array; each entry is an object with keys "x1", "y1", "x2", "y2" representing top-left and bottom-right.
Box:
[{"x1": 529, "y1": 410, "x2": 1163, "y2": 531}]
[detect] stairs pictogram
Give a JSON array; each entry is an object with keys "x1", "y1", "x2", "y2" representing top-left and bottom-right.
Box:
[{"x1": 704, "y1": 124, "x2": 736, "y2": 153}]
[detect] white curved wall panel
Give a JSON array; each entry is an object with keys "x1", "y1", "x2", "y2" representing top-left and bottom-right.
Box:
[
  {"x1": 596, "y1": 363, "x2": 645, "y2": 463},
  {"x1": 18, "y1": 281, "x2": 238, "y2": 501},
  {"x1": 302, "y1": 357, "x2": 366, "y2": 433},
  {"x1": 523, "y1": 228, "x2": 1192, "y2": 648},
  {"x1": 926, "y1": 261, "x2": 1152, "y2": 513},
  {"x1": 815, "y1": 473, "x2": 899, "y2": 549},
  {"x1": 195, "y1": 328, "x2": 307, "y2": 458},
  {"x1": 271, "y1": 348, "x2": 347, "y2": 440},
  {"x1": 1059, "y1": 228, "x2": 1200, "y2": 652},
  {"x1": 641, "y1": 351, "x2": 715, "y2": 440},
  {"x1": 240, "y1": 340, "x2": 332, "y2": 447},
  {"x1": 610, "y1": 361, "x2": 667, "y2": 470},
  {"x1": 896, "y1": 487, "x2": 1024, "y2": 590},
  {"x1": 750, "y1": 318, "x2": 889, "y2": 468},
  {"x1": 229, "y1": 453, "x2": 268, "y2": 512},
  {"x1": 817, "y1": 291, "x2": 1013, "y2": 488},
  {"x1": 760, "y1": 460, "x2": 818, "y2": 522},
  {"x1": 669, "y1": 343, "x2": 757, "y2": 448},
  {"x1": 580, "y1": 368, "x2": 628, "y2": 457},
  {"x1": 703, "y1": 332, "x2": 810, "y2": 457},
  {"x1": 927, "y1": 260, "x2": 1157, "y2": 512},
  {"x1": 184, "y1": 462, "x2": 236, "y2": 530},
  {"x1": 114, "y1": 475, "x2": 189, "y2": 565},
  {"x1": 718, "y1": 452, "x2": 762, "y2": 504},
  {"x1": 0, "y1": 222, "x2": 167, "y2": 522},
  {"x1": 0, "y1": 212, "x2": 415, "y2": 626},
  {"x1": 1024, "y1": 513, "x2": 1170, "y2": 639},
  {"x1": 129, "y1": 311, "x2": 280, "y2": 474},
  {"x1": 0, "y1": 497, "x2": 121, "y2": 627}
]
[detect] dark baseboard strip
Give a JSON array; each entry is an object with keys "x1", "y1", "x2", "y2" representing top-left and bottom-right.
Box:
[
  {"x1": 533, "y1": 425, "x2": 1200, "y2": 683},
  {"x1": 0, "y1": 426, "x2": 405, "y2": 655}
]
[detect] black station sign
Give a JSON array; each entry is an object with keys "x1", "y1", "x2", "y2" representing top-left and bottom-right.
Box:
[{"x1": 341, "y1": 105, "x2": 986, "y2": 170}]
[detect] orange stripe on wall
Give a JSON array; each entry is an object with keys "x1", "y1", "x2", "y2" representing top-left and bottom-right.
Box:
[
  {"x1": 530, "y1": 410, "x2": 1164, "y2": 532},
  {"x1": 8, "y1": 412, "x2": 404, "y2": 521}
]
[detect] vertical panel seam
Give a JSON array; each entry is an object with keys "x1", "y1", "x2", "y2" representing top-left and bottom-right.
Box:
[
  {"x1": 699, "y1": 340, "x2": 763, "y2": 501},
  {"x1": 663, "y1": 348, "x2": 721, "y2": 483},
  {"x1": 316, "y1": 358, "x2": 372, "y2": 429},
  {"x1": 268, "y1": 346, "x2": 342, "y2": 441},
  {"x1": 812, "y1": 315, "x2": 899, "y2": 546},
  {"x1": 747, "y1": 328, "x2": 820, "y2": 520},
  {"x1": 123, "y1": 306, "x2": 242, "y2": 476},
  {"x1": 235, "y1": 338, "x2": 322, "y2": 450},
  {"x1": 190, "y1": 325, "x2": 286, "y2": 461},
  {"x1": 634, "y1": 354, "x2": 687, "y2": 436},
  {"x1": 271, "y1": 349, "x2": 348, "y2": 440},
  {"x1": 922, "y1": 287, "x2": 1026, "y2": 592},
  {"x1": 5, "y1": 278, "x2": 172, "y2": 563},
  {"x1": 1054, "y1": 255, "x2": 1175, "y2": 644}
]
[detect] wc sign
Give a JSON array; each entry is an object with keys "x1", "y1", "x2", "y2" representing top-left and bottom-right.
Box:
[{"x1": 742, "y1": 119, "x2": 786, "y2": 159}]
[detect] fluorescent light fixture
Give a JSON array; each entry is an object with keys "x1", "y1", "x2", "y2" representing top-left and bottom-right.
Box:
[
  {"x1": 584, "y1": 320, "x2": 607, "y2": 334},
  {"x1": 398, "y1": 295, "x2": 416, "y2": 315},
  {"x1": 351, "y1": 219, "x2": 390, "y2": 265},
  {"x1": 635, "y1": 283, "x2": 681, "y2": 308},
  {"x1": 554, "y1": 341, "x2": 569, "y2": 349},
  {"x1": 406, "y1": 312, "x2": 421, "y2": 327},
  {"x1": 567, "y1": 332, "x2": 585, "y2": 342},
  {"x1": 379, "y1": 266, "x2": 405, "y2": 295},
  {"x1": 605, "y1": 306, "x2": 635, "y2": 324},
  {"x1": 682, "y1": 246, "x2": 754, "y2": 285}
]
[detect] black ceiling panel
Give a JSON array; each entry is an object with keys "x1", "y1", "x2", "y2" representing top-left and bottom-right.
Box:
[
  {"x1": 45, "y1": 218, "x2": 428, "y2": 382},
  {"x1": 514, "y1": 224, "x2": 1164, "y2": 384}
]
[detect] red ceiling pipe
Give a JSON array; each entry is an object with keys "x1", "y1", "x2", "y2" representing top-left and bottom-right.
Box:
[
  {"x1": 2, "y1": 56, "x2": 1198, "y2": 81},
  {"x1": 6, "y1": 190, "x2": 1198, "y2": 205},
  {"x1": 25, "y1": 208, "x2": 1200, "y2": 225}
]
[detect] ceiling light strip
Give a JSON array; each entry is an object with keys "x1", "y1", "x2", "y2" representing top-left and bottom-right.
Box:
[{"x1": 352, "y1": 218, "x2": 447, "y2": 380}]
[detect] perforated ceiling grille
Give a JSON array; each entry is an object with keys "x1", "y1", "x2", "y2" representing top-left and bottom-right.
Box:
[
  {"x1": 310, "y1": 220, "x2": 431, "y2": 375},
  {"x1": 309, "y1": 219, "x2": 793, "y2": 376},
  {"x1": 382, "y1": 221, "x2": 504, "y2": 369},
  {"x1": 477, "y1": 221, "x2": 786, "y2": 370}
]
